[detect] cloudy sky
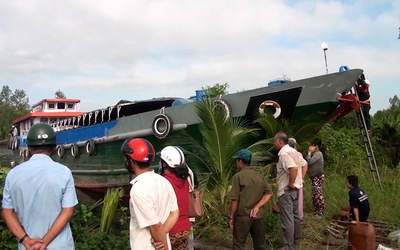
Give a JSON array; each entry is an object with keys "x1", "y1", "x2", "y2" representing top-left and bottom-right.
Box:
[{"x1": 1, "y1": 0, "x2": 399, "y2": 114}]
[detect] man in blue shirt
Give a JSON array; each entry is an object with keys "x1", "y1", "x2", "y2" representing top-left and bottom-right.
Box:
[{"x1": 2, "y1": 123, "x2": 78, "y2": 250}]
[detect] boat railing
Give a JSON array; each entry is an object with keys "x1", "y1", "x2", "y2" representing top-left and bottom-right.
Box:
[{"x1": 49, "y1": 96, "x2": 194, "y2": 132}]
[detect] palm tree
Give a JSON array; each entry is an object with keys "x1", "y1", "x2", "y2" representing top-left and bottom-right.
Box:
[
  {"x1": 249, "y1": 113, "x2": 323, "y2": 163},
  {"x1": 167, "y1": 99, "x2": 259, "y2": 217},
  {"x1": 373, "y1": 114, "x2": 400, "y2": 167}
]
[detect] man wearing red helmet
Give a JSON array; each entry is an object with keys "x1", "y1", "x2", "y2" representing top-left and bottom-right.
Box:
[{"x1": 121, "y1": 138, "x2": 179, "y2": 250}]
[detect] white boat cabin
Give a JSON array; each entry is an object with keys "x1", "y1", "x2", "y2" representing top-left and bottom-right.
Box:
[{"x1": 12, "y1": 98, "x2": 85, "y2": 138}]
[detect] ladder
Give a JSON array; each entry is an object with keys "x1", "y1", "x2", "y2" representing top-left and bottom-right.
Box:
[
  {"x1": 354, "y1": 91, "x2": 382, "y2": 188},
  {"x1": 326, "y1": 88, "x2": 382, "y2": 187}
]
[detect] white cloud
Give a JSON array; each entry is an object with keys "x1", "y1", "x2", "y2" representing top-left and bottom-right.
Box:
[{"x1": 0, "y1": 0, "x2": 398, "y2": 114}]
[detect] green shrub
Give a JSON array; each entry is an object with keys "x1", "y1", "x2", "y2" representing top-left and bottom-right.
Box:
[
  {"x1": 74, "y1": 231, "x2": 129, "y2": 250},
  {"x1": 70, "y1": 202, "x2": 101, "y2": 243},
  {"x1": 0, "y1": 167, "x2": 17, "y2": 249},
  {"x1": 70, "y1": 198, "x2": 129, "y2": 248},
  {"x1": 0, "y1": 217, "x2": 17, "y2": 250}
]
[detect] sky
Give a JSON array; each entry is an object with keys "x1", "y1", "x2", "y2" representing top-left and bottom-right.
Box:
[{"x1": 0, "y1": 0, "x2": 399, "y2": 114}]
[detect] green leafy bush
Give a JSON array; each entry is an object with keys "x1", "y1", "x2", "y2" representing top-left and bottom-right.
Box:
[
  {"x1": 74, "y1": 231, "x2": 129, "y2": 250},
  {"x1": 0, "y1": 167, "x2": 17, "y2": 249}
]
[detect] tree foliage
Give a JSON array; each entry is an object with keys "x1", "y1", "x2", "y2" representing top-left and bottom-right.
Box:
[
  {"x1": 0, "y1": 86, "x2": 30, "y2": 139},
  {"x1": 374, "y1": 95, "x2": 399, "y2": 118},
  {"x1": 202, "y1": 83, "x2": 229, "y2": 98},
  {"x1": 388, "y1": 95, "x2": 400, "y2": 114},
  {"x1": 54, "y1": 89, "x2": 66, "y2": 99},
  {"x1": 370, "y1": 95, "x2": 400, "y2": 168}
]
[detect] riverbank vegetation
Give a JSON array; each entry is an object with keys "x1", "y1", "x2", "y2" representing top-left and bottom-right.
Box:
[
  {"x1": 0, "y1": 86, "x2": 67, "y2": 141},
  {"x1": 0, "y1": 93, "x2": 399, "y2": 249},
  {"x1": 0, "y1": 86, "x2": 30, "y2": 140}
]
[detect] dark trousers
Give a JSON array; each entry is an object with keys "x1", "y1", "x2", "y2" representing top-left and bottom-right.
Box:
[
  {"x1": 361, "y1": 104, "x2": 371, "y2": 130},
  {"x1": 350, "y1": 208, "x2": 370, "y2": 222},
  {"x1": 233, "y1": 216, "x2": 266, "y2": 250},
  {"x1": 278, "y1": 189, "x2": 301, "y2": 250}
]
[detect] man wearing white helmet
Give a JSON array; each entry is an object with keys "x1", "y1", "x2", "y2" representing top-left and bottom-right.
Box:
[{"x1": 159, "y1": 146, "x2": 192, "y2": 250}]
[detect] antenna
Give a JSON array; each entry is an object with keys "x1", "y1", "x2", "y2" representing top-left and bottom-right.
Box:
[{"x1": 321, "y1": 42, "x2": 329, "y2": 74}]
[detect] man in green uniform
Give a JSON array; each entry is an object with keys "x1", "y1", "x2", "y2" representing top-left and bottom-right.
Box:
[{"x1": 227, "y1": 149, "x2": 273, "y2": 250}]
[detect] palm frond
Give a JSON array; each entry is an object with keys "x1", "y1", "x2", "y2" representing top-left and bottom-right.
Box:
[
  {"x1": 165, "y1": 99, "x2": 259, "y2": 216},
  {"x1": 100, "y1": 188, "x2": 124, "y2": 234}
]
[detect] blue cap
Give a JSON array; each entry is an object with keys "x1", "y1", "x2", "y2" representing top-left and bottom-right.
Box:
[{"x1": 232, "y1": 149, "x2": 252, "y2": 161}]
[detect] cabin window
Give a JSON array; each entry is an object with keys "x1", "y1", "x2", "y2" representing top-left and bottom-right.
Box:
[
  {"x1": 57, "y1": 103, "x2": 66, "y2": 110},
  {"x1": 67, "y1": 103, "x2": 74, "y2": 109},
  {"x1": 48, "y1": 103, "x2": 55, "y2": 109}
]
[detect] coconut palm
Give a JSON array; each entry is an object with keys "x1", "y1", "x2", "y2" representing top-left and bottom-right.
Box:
[
  {"x1": 167, "y1": 99, "x2": 259, "y2": 217},
  {"x1": 249, "y1": 113, "x2": 323, "y2": 163}
]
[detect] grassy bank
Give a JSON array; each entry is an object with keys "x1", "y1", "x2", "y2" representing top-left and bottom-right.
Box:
[{"x1": 193, "y1": 161, "x2": 400, "y2": 249}]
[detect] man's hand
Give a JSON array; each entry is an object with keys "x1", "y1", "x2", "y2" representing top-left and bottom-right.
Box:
[
  {"x1": 22, "y1": 237, "x2": 43, "y2": 250},
  {"x1": 151, "y1": 238, "x2": 165, "y2": 250},
  {"x1": 250, "y1": 207, "x2": 259, "y2": 218},
  {"x1": 288, "y1": 183, "x2": 297, "y2": 190},
  {"x1": 30, "y1": 242, "x2": 47, "y2": 250},
  {"x1": 228, "y1": 218, "x2": 234, "y2": 229}
]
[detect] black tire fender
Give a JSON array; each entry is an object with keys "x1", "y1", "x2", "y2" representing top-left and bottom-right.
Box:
[
  {"x1": 85, "y1": 139, "x2": 95, "y2": 156},
  {"x1": 57, "y1": 145, "x2": 65, "y2": 159},
  {"x1": 152, "y1": 113, "x2": 172, "y2": 139},
  {"x1": 71, "y1": 143, "x2": 79, "y2": 159}
]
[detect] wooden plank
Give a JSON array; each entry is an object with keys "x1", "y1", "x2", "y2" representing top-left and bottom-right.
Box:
[{"x1": 326, "y1": 228, "x2": 344, "y2": 239}]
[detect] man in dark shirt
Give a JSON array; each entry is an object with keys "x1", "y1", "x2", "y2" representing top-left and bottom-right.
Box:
[
  {"x1": 355, "y1": 73, "x2": 371, "y2": 130},
  {"x1": 347, "y1": 175, "x2": 370, "y2": 222},
  {"x1": 227, "y1": 149, "x2": 273, "y2": 250}
]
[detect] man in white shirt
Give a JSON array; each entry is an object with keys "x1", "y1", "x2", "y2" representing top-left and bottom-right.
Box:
[
  {"x1": 274, "y1": 132, "x2": 307, "y2": 250},
  {"x1": 121, "y1": 138, "x2": 179, "y2": 250}
]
